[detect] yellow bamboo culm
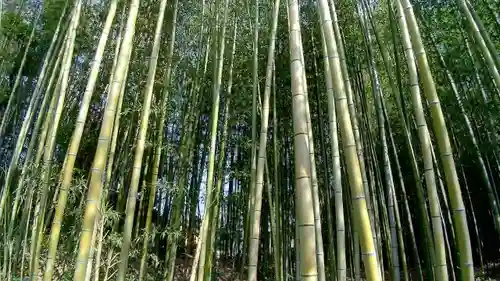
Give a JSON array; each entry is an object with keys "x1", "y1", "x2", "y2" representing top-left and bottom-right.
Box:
[
  {"x1": 287, "y1": 0, "x2": 318, "y2": 280},
  {"x1": 398, "y1": 0, "x2": 474, "y2": 280},
  {"x1": 115, "y1": 0, "x2": 170, "y2": 278},
  {"x1": 246, "y1": 0, "x2": 280, "y2": 280},
  {"x1": 72, "y1": 0, "x2": 141, "y2": 279},
  {"x1": 317, "y1": 0, "x2": 382, "y2": 280},
  {"x1": 43, "y1": 1, "x2": 117, "y2": 280}
]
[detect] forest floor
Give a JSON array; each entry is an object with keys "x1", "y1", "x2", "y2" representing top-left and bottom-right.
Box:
[
  {"x1": 479, "y1": 262, "x2": 500, "y2": 280},
  {"x1": 170, "y1": 257, "x2": 500, "y2": 281}
]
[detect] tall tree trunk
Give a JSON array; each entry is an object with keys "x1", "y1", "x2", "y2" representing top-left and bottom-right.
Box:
[
  {"x1": 287, "y1": 0, "x2": 320, "y2": 280},
  {"x1": 30, "y1": 1, "x2": 82, "y2": 278},
  {"x1": 115, "y1": 0, "x2": 170, "y2": 278},
  {"x1": 247, "y1": 0, "x2": 280, "y2": 279},
  {"x1": 399, "y1": 0, "x2": 474, "y2": 280},
  {"x1": 43, "y1": 1, "x2": 117, "y2": 279},
  {"x1": 72, "y1": 0, "x2": 140, "y2": 277},
  {"x1": 318, "y1": 1, "x2": 381, "y2": 280},
  {"x1": 394, "y1": 0, "x2": 447, "y2": 279}
]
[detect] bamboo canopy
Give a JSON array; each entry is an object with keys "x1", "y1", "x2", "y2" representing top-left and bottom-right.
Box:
[{"x1": 0, "y1": 0, "x2": 499, "y2": 280}]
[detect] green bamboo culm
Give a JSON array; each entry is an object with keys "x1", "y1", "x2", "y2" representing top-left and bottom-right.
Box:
[
  {"x1": 455, "y1": 0, "x2": 500, "y2": 91},
  {"x1": 0, "y1": 1, "x2": 498, "y2": 281},
  {"x1": 138, "y1": 1, "x2": 179, "y2": 279},
  {"x1": 115, "y1": 0, "x2": 169, "y2": 279},
  {"x1": 398, "y1": 0, "x2": 474, "y2": 280},
  {"x1": 43, "y1": 1, "x2": 117, "y2": 279},
  {"x1": 246, "y1": 0, "x2": 280, "y2": 280},
  {"x1": 72, "y1": 0, "x2": 141, "y2": 278},
  {"x1": 318, "y1": 0, "x2": 382, "y2": 280},
  {"x1": 30, "y1": 1, "x2": 82, "y2": 279}
]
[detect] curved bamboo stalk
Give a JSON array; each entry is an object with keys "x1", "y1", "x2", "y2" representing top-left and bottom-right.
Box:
[{"x1": 205, "y1": 96, "x2": 231, "y2": 279}]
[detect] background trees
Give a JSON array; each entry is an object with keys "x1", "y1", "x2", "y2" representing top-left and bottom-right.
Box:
[{"x1": 0, "y1": 0, "x2": 499, "y2": 280}]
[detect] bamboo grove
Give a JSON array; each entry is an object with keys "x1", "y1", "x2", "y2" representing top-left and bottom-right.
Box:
[{"x1": 0, "y1": 0, "x2": 499, "y2": 280}]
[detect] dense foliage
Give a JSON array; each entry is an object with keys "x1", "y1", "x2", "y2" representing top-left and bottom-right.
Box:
[{"x1": 0, "y1": 0, "x2": 499, "y2": 280}]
